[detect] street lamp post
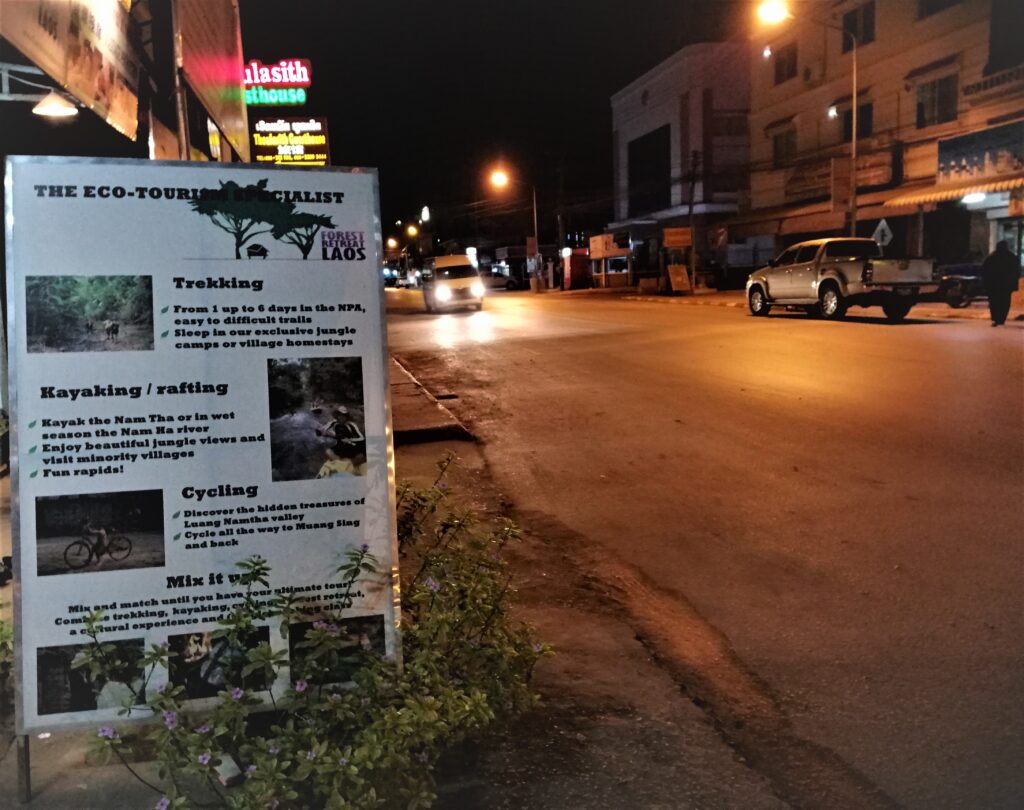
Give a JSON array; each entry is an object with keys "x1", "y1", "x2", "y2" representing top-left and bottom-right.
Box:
[
  {"x1": 759, "y1": 1, "x2": 859, "y2": 237},
  {"x1": 490, "y1": 167, "x2": 542, "y2": 292}
]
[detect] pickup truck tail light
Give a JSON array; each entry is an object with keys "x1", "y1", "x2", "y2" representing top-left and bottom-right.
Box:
[{"x1": 862, "y1": 261, "x2": 874, "y2": 283}]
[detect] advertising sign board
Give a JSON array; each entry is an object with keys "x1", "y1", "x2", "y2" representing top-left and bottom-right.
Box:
[
  {"x1": 663, "y1": 227, "x2": 692, "y2": 248},
  {"x1": 5, "y1": 158, "x2": 398, "y2": 733},
  {"x1": 252, "y1": 118, "x2": 331, "y2": 166},
  {"x1": 0, "y1": 0, "x2": 140, "y2": 139},
  {"x1": 178, "y1": 0, "x2": 250, "y2": 161}
]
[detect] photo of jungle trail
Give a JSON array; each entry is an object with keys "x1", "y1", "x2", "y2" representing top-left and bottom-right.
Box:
[
  {"x1": 25, "y1": 275, "x2": 154, "y2": 353},
  {"x1": 267, "y1": 357, "x2": 366, "y2": 481}
]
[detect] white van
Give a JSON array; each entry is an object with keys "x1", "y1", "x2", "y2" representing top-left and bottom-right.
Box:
[{"x1": 422, "y1": 255, "x2": 486, "y2": 312}]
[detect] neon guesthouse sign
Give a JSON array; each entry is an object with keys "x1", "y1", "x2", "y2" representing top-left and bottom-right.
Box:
[{"x1": 244, "y1": 58, "x2": 312, "y2": 106}]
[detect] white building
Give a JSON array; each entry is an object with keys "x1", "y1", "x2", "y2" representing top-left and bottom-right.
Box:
[
  {"x1": 736, "y1": 0, "x2": 1024, "y2": 267},
  {"x1": 609, "y1": 42, "x2": 750, "y2": 283}
]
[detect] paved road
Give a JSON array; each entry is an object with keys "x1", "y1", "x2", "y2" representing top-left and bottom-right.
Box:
[{"x1": 387, "y1": 288, "x2": 1024, "y2": 809}]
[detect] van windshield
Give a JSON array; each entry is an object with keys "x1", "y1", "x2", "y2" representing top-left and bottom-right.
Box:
[{"x1": 434, "y1": 265, "x2": 478, "y2": 279}]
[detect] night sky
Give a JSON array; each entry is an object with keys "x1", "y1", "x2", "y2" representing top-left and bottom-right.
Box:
[
  {"x1": 239, "y1": 0, "x2": 744, "y2": 239},
  {"x1": 1, "y1": 1, "x2": 744, "y2": 244}
]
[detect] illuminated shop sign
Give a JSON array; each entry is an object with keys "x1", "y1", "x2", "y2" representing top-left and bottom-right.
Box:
[
  {"x1": 252, "y1": 117, "x2": 331, "y2": 166},
  {"x1": 244, "y1": 58, "x2": 312, "y2": 106}
]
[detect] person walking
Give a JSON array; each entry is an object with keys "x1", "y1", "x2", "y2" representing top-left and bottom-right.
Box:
[{"x1": 980, "y1": 240, "x2": 1020, "y2": 326}]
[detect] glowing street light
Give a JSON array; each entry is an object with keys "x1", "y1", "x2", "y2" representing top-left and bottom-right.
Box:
[
  {"x1": 489, "y1": 169, "x2": 510, "y2": 189},
  {"x1": 757, "y1": 0, "x2": 791, "y2": 25},
  {"x1": 420, "y1": 205, "x2": 431, "y2": 223},
  {"x1": 386, "y1": 237, "x2": 399, "y2": 249},
  {"x1": 759, "y1": 0, "x2": 859, "y2": 236},
  {"x1": 406, "y1": 224, "x2": 419, "y2": 237},
  {"x1": 488, "y1": 164, "x2": 541, "y2": 292}
]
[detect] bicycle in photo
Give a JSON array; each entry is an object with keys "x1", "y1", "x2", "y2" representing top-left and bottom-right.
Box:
[{"x1": 64, "y1": 528, "x2": 133, "y2": 570}]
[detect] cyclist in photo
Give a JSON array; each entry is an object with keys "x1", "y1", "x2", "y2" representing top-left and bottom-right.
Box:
[{"x1": 81, "y1": 517, "x2": 108, "y2": 563}]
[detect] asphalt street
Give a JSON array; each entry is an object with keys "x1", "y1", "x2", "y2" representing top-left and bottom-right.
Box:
[{"x1": 387, "y1": 287, "x2": 1024, "y2": 809}]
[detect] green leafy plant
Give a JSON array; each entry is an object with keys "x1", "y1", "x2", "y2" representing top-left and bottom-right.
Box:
[{"x1": 79, "y1": 457, "x2": 548, "y2": 809}]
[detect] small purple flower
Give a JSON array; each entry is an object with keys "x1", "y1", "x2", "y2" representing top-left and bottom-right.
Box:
[
  {"x1": 230, "y1": 687, "x2": 244, "y2": 700},
  {"x1": 157, "y1": 683, "x2": 168, "y2": 695},
  {"x1": 155, "y1": 799, "x2": 171, "y2": 810},
  {"x1": 532, "y1": 643, "x2": 543, "y2": 654},
  {"x1": 97, "y1": 726, "x2": 118, "y2": 740},
  {"x1": 246, "y1": 764, "x2": 257, "y2": 775},
  {"x1": 268, "y1": 745, "x2": 281, "y2": 755},
  {"x1": 424, "y1": 576, "x2": 440, "y2": 593},
  {"x1": 294, "y1": 679, "x2": 308, "y2": 694},
  {"x1": 360, "y1": 543, "x2": 369, "y2": 551},
  {"x1": 306, "y1": 750, "x2": 316, "y2": 761},
  {"x1": 197, "y1": 753, "x2": 211, "y2": 765},
  {"x1": 195, "y1": 723, "x2": 210, "y2": 735},
  {"x1": 163, "y1": 710, "x2": 178, "y2": 730},
  {"x1": 337, "y1": 756, "x2": 349, "y2": 766}
]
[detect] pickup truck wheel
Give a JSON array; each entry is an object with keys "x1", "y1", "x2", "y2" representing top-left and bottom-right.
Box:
[
  {"x1": 882, "y1": 298, "x2": 913, "y2": 322},
  {"x1": 748, "y1": 286, "x2": 771, "y2": 316},
  {"x1": 818, "y1": 283, "x2": 846, "y2": 320}
]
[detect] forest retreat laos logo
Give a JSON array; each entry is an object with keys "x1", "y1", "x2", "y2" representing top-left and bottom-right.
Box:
[
  {"x1": 320, "y1": 230, "x2": 367, "y2": 261},
  {"x1": 188, "y1": 179, "x2": 337, "y2": 260}
]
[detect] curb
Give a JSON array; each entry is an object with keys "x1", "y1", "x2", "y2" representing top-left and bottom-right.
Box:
[
  {"x1": 623, "y1": 295, "x2": 746, "y2": 307},
  {"x1": 389, "y1": 358, "x2": 475, "y2": 445},
  {"x1": 622, "y1": 294, "x2": 1014, "y2": 321}
]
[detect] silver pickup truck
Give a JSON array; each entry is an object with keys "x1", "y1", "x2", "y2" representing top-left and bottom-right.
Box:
[{"x1": 746, "y1": 238, "x2": 937, "y2": 322}]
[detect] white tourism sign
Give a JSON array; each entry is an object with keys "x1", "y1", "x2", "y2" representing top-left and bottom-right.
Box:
[{"x1": 5, "y1": 158, "x2": 399, "y2": 732}]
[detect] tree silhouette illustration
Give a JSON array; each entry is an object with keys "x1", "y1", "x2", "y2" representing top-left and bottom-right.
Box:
[
  {"x1": 271, "y1": 211, "x2": 336, "y2": 260},
  {"x1": 189, "y1": 179, "x2": 294, "y2": 259}
]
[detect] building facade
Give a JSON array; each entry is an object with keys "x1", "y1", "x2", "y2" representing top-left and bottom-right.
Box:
[
  {"x1": 609, "y1": 42, "x2": 750, "y2": 286},
  {"x1": 737, "y1": 0, "x2": 1024, "y2": 269}
]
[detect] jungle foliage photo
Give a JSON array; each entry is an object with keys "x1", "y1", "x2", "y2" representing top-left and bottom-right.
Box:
[{"x1": 25, "y1": 275, "x2": 154, "y2": 353}]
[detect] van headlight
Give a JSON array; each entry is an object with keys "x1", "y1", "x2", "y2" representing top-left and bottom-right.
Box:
[
  {"x1": 434, "y1": 285, "x2": 453, "y2": 302},
  {"x1": 470, "y1": 281, "x2": 485, "y2": 298}
]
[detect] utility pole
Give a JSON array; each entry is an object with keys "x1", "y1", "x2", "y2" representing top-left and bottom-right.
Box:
[{"x1": 687, "y1": 150, "x2": 702, "y2": 294}]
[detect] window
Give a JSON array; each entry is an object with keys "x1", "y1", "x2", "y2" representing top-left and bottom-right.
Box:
[
  {"x1": 916, "y1": 74, "x2": 958, "y2": 128},
  {"x1": 774, "y1": 43, "x2": 798, "y2": 85},
  {"x1": 918, "y1": 0, "x2": 960, "y2": 18},
  {"x1": 842, "y1": 2, "x2": 875, "y2": 51},
  {"x1": 824, "y1": 240, "x2": 881, "y2": 260},
  {"x1": 842, "y1": 103, "x2": 874, "y2": 141},
  {"x1": 772, "y1": 129, "x2": 797, "y2": 166},
  {"x1": 775, "y1": 247, "x2": 799, "y2": 266},
  {"x1": 627, "y1": 125, "x2": 671, "y2": 217},
  {"x1": 795, "y1": 245, "x2": 819, "y2": 264}
]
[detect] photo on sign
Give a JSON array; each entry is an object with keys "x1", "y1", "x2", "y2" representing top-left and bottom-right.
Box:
[
  {"x1": 35, "y1": 489, "x2": 165, "y2": 577},
  {"x1": 37, "y1": 639, "x2": 145, "y2": 716},
  {"x1": 288, "y1": 614, "x2": 386, "y2": 685},
  {"x1": 167, "y1": 627, "x2": 272, "y2": 700},
  {"x1": 25, "y1": 275, "x2": 154, "y2": 353},
  {"x1": 267, "y1": 357, "x2": 366, "y2": 481}
]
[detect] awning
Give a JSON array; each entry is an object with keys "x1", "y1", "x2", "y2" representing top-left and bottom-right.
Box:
[
  {"x1": 904, "y1": 54, "x2": 958, "y2": 81},
  {"x1": 884, "y1": 172, "x2": 1024, "y2": 207}
]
